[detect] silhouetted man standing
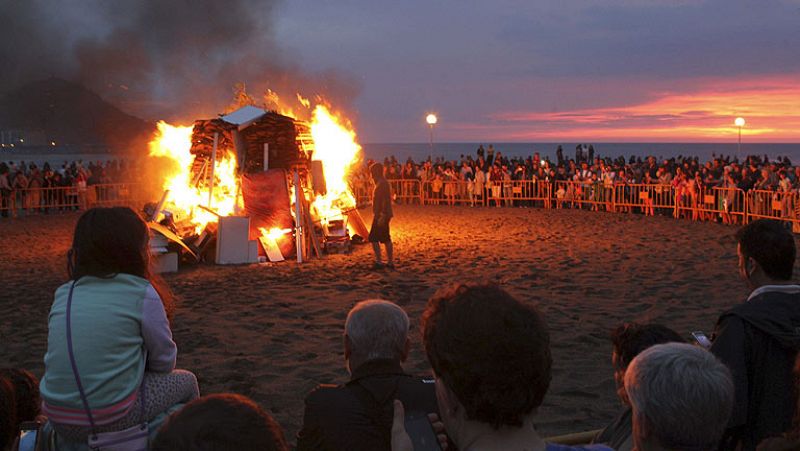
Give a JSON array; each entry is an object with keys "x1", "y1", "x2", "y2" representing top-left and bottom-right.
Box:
[{"x1": 368, "y1": 162, "x2": 394, "y2": 269}]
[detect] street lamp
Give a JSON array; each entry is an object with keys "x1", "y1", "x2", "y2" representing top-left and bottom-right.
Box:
[
  {"x1": 734, "y1": 117, "x2": 745, "y2": 157},
  {"x1": 426, "y1": 113, "x2": 437, "y2": 160}
]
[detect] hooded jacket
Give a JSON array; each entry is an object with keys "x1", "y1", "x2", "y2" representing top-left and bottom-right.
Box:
[{"x1": 711, "y1": 288, "x2": 800, "y2": 450}]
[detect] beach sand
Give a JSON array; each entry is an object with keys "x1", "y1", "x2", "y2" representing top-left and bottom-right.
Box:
[{"x1": 0, "y1": 205, "x2": 755, "y2": 442}]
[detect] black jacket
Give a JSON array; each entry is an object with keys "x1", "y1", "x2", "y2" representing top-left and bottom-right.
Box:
[
  {"x1": 296, "y1": 359, "x2": 438, "y2": 451},
  {"x1": 710, "y1": 289, "x2": 800, "y2": 450},
  {"x1": 372, "y1": 178, "x2": 393, "y2": 220}
]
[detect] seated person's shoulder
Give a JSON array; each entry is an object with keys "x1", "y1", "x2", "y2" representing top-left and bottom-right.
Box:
[
  {"x1": 304, "y1": 375, "x2": 437, "y2": 413},
  {"x1": 396, "y1": 376, "x2": 437, "y2": 410},
  {"x1": 304, "y1": 383, "x2": 341, "y2": 404},
  {"x1": 397, "y1": 375, "x2": 435, "y2": 390}
]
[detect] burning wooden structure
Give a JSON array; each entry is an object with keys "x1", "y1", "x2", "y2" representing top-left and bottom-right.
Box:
[
  {"x1": 146, "y1": 104, "x2": 368, "y2": 270},
  {"x1": 190, "y1": 105, "x2": 315, "y2": 174}
]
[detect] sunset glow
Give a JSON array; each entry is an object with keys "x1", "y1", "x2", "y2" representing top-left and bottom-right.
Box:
[{"x1": 476, "y1": 77, "x2": 800, "y2": 142}]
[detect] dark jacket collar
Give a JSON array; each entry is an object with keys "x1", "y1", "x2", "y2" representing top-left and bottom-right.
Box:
[
  {"x1": 349, "y1": 359, "x2": 405, "y2": 383},
  {"x1": 727, "y1": 290, "x2": 800, "y2": 349}
]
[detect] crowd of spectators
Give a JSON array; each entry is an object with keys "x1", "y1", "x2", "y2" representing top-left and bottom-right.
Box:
[
  {"x1": 2, "y1": 207, "x2": 800, "y2": 450},
  {"x1": 0, "y1": 159, "x2": 135, "y2": 217},
  {"x1": 350, "y1": 145, "x2": 800, "y2": 221}
]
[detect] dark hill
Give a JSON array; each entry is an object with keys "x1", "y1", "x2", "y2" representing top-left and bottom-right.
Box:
[{"x1": 0, "y1": 77, "x2": 154, "y2": 151}]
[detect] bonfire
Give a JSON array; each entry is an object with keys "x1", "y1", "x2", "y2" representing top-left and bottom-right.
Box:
[{"x1": 145, "y1": 91, "x2": 365, "y2": 267}]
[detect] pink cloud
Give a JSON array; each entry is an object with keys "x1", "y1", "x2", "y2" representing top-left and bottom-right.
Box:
[{"x1": 451, "y1": 76, "x2": 800, "y2": 142}]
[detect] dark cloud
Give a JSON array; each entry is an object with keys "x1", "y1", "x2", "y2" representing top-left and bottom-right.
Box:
[
  {"x1": 486, "y1": 1, "x2": 800, "y2": 78},
  {"x1": 0, "y1": 0, "x2": 360, "y2": 121}
]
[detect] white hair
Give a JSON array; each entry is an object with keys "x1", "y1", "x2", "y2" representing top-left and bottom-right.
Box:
[
  {"x1": 345, "y1": 300, "x2": 409, "y2": 362},
  {"x1": 625, "y1": 343, "x2": 734, "y2": 451}
]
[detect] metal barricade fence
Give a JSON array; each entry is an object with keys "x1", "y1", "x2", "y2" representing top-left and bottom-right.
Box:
[
  {"x1": 690, "y1": 187, "x2": 747, "y2": 224},
  {"x1": 88, "y1": 183, "x2": 142, "y2": 208},
  {"x1": 422, "y1": 180, "x2": 475, "y2": 205},
  {"x1": 352, "y1": 179, "x2": 422, "y2": 206},
  {"x1": 388, "y1": 179, "x2": 423, "y2": 204},
  {"x1": 714, "y1": 187, "x2": 747, "y2": 223},
  {"x1": 500, "y1": 180, "x2": 552, "y2": 208},
  {"x1": 746, "y1": 189, "x2": 797, "y2": 224},
  {"x1": 420, "y1": 179, "x2": 552, "y2": 207},
  {"x1": 613, "y1": 184, "x2": 677, "y2": 215},
  {"x1": 553, "y1": 181, "x2": 614, "y2": 210},
  {"x1": 343, "y1": 176, "x2": 800, "y2": 234},
  {"x1": 613, "y1": 184, "x2": 645, "y2": 214},
  {"x1": 0, "y1": 183, "x2": 143, "y2": 218},
  {"x1": 11, "y1": 178, "x2": 800, "y2": 233}
]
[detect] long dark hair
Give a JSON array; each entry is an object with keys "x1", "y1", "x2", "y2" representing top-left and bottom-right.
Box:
[{"x1": 67, "y1": 207, "x2": 174, "y2": 317}]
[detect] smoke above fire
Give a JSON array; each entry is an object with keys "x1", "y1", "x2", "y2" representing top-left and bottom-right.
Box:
[{"x1": 0, "y1": 0, "x2": 360, "y2": 122}]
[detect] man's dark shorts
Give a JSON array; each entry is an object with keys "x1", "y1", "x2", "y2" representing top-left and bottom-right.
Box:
[{"x1": 368, "y1": 217, "x2": 391, "y2": 243}]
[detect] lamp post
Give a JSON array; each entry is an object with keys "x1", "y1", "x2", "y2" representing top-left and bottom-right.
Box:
[
  {"x1": 426, "y1": 113, "x2": 438, "y2": 161},
  {"x1": 734, "y1": 117, "x2": 745, "y2": 158}
]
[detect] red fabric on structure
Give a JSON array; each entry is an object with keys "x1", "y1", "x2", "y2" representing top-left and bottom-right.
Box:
[{"x1": 242, "y1": 169, "x2": 295, "y2": 256}]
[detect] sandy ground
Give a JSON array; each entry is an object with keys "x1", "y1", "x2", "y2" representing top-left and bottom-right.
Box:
[{"x1": 0, "y1": 205, "x2": 757, "y2": 443}]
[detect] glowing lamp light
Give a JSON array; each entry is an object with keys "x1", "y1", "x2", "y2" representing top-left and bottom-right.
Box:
[
  {"x1": 425, "y1": 114, "x2": 438, "y2": 158},
  {"x1": 734, "y1": 117, "x2": 745, "y2": 156}
]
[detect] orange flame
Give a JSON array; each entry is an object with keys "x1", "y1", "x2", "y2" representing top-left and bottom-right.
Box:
[
  {"x1": 147, "y1": 88, "x2": 362, "y2": 245},
  {"x1": 258, "y1": 227, "x2": 292, "y2": 241},
  {"x1": 148, "y1": 121, "x2": 241, "y2": 234},
  {"x1": 309, "y1": 104, "x2": 361, "y2": 225}
]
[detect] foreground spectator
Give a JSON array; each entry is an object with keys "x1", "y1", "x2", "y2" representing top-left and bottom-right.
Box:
[
  {"x1": 593, "y1": 323, "x2": 684, "y2": 450},
  {"x1": 398, "y1": 283, "x2": 610, "y2": 450},
  {"x1": 625, "y1": 343, "x2": 734, "y2": 451},
  {"x1": 0, "y1": 368, "x2": 41, "y2": 424},
  {"x1": 151, "y1": 393, "x2": 287, "y2": 451},
  {"x1": 39, "y1": 207, "x2": 199, "y2": 443},
  {"x1": 297, "y1": 300, "x2": 438, "y2": 451},
  {"x1": 0, "y1": 368, "x2": 41, "y2": 451},
  {"x1": 710, "y1": 219, "x2": 800, "y2": 449},
  {"x1": 757, "y1": 357, "x2": 800, "y2": 450},
  {"x1": 0, "y1": 376, "x2": 16, "y2": 451}
]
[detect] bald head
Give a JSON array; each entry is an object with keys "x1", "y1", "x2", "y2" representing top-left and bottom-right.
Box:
[{"x1": 345, "y1": 300, "x2": 410, "y2": 367}]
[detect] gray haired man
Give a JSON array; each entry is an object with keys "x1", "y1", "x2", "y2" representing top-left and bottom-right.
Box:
[
  {"x1": 297, "y1": 300, "x2": 438, "y2": 451},
  {"x1": 625, "y1": 343, "x2": 734, "y2": 451}
]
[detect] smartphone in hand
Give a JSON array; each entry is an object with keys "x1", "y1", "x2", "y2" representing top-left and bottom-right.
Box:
[
  {"x1": 404, "y1": 410, "x2": 441, "y2": 451},
  {"x1": 692, "y1": 331, "x2": 712, "y2": 349},
  {"x1": 18, "y1": 421, "x2": 41, "y2": 451}
]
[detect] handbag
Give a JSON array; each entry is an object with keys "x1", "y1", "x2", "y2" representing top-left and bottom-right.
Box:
[{"x1": 65, "y1": 280, "x2": 150, "y2": 451}]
